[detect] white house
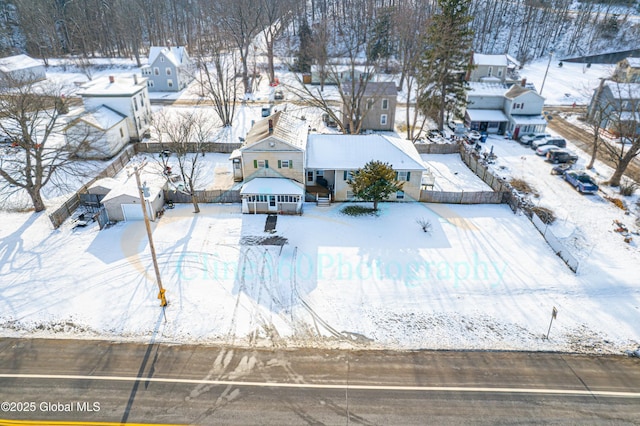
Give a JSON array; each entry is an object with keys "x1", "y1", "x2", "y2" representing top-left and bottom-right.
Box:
[
  {"x1": 77, "y1": 75, "x2": 152, "y2": 141},
  {"x1": 465, "y1": 80, "x2": 547, "y2": 138},
  {"x1": 0, "y1": 54, "x2": 46, "y2": 84},
  {"x1": 100, "y1": 173, "x2": 165, "y2": 222},
  {"x1": 466, "y1": 53, "x2": 520, "y2": 83},
  {"x1": 141, "y1": 46, "x2": 194, "y2": 92},
  {"x1": 64, "y1": 105, "x2": 129, "y2": 158}
]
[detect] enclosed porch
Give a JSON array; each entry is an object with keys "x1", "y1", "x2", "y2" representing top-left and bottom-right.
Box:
[{"x1": 240, "y1": 177, "x2": 304, "y2": 215}]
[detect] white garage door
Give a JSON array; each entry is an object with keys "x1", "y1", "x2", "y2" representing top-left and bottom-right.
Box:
[{"x1": 121, "y1": 203, "x2": 145, "y2": 221}]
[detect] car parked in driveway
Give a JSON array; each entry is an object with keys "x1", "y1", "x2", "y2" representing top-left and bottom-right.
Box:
[
  {"x1": 467, "y1": 130, "x2": 481, "y2": 141},
  {"x1": 519, "y1": 132, "x2": 551, "y2": 146},
  {"x1": 546, "y1": 148, "x2": 578, "y2": 164},
  {"x1": 532, "y1": 137, "x2": 566, "y2": 149},
  {"x1": 536, "y1": 144, "x2": 559, "y2": 156},
  {"x1": 564, "y1": 170, "x2": 599, "y2": 194}
]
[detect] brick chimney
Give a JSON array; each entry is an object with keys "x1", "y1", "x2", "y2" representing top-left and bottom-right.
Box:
[
  {"x1": 268, "y1": 119, "x2": 274, "y2": 134},
  {"x1": 133, "y1": 74, "x2": 138, "y2": 85},
  {"x1": 521, "y1": 78, "x2": 527, "y2": 87},
  {"x1": 109, "y1": 75, "x2": 115, "y2": 84}
]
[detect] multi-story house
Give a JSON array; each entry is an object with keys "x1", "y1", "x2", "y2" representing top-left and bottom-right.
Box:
[
  {"x1": 342, "y1": 81, "x2": 397, "y2": 132},
  {"x1": 141, "y1": 46, "x2": 194, "y2": 92}
]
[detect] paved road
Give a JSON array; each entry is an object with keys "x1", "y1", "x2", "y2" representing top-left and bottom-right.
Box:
[{"x1": 1, "y1": 338, "x2": 639, "y2": 425}]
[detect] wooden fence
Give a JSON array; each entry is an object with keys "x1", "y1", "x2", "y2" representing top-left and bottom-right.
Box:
[
  {"x1": 419, "y1": 190, "x2": 506, "y2": 204},
  {"x1": 413, "y1": 142, "x2": 461, "y2": 154},
  {"x1": 165, "y1": 189, "x2": 241, "y2": 204},
  {"x1": 135, "y1": 141, "x2": 241, "y2": 154},
  {"x1": 48, "y1": 145, "x2": 136, "y2": 228}
]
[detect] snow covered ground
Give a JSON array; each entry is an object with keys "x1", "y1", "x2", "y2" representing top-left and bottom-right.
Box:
[{"x1": 1, "y1": 56, "x2": 639, "y2": 354}]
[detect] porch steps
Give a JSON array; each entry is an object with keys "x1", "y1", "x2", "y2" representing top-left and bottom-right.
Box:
[{"x1": 316, "y1": 195, "x2": 331, "y2": 207}]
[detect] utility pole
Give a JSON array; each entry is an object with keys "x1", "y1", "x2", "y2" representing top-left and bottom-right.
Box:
[
  {"x1": 133, "y1": 164, "x2": 167, "y2": 309},
  {"x1": 540, "y1": 49, "x2": 555, "y2": 96},
  {"x1": 545, "y1": 306, "x2": 558, "y2": 340}
]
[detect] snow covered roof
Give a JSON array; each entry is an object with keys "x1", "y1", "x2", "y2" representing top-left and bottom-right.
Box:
[
  {"x1": 306, "y1": 134, "x2": 427, "y2": 171},
  {"x1": 240, "y1": 177, "x2": 304, "y2": 196},
  {"x1": 75, "y1": 105, "x2": 127, "y2": 131},
  {"x1": 80, "y1": 75, "x2": 147, "y2": 96},
  {"x1": 466, "y1": 109, "x2": 509, "y2": 122},
  {"x1": 467, "y1": 82, "x2": 511, "y2": 96},
  {"x1": 625, "y1": 57, "x2": 640, "y2": 68},
  {"x1": 243, "y1": 111, "x2": 308, "y2": 150},
  {"x1": 510, "y1": 115, "x2": 548, "y2": 125},
  {"x1": 604, "y1": 81, "x2": 640, "y2": 99},
  {"x1": 504, "y1": 83, "x2": 535, "y2": 99},
  {"x1": 148, "y1": 46, "x2": 188, "y2": 67},
  {"x1": 0, "y1": 54, "x2": 42, "y2": 72},
  {"x1": 618, "y1": 111, "x2": 640, "y2": 121},
  {"x1": 101, "y1": 173, "x2": 164, "y2": 203},
  {"x1": 473, "y1": 54, "x2": 508, "y2": 67}
]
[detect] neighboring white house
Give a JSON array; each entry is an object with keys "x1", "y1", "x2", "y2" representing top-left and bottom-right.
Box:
[
  {"x1": 78, "y1": 75, "x2": 151, "y2": 140},
  {"x1": 0, "y1": 54, "x2": 46, "y2": 84},
  {"x1": 465, "y1": 80, "x2": 547, "y2": 138},
  {"x1": 141, "y1": 46, "x2": 194, "y2": 92},
  {"x1": 64, "y1": 105, "x2": 129, "y2": 158}
]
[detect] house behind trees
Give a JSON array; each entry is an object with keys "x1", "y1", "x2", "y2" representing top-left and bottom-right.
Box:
[
  {"x1": 613, "y1": 57, "x2": 640, "y2": 84},
  {"x1": 588, "y1": 79, "x2": 640, "y2": 137},
  {"x1": 342, "y1": 82, "x2": 397, "y2": 132},
  {"x1": 466, "y1": 53, "x2": 520, "y2": 83},
  {"x1": 141, "y1": 46, "x2": 194, "y2": 92},
  {"x1": 0, "y1": 54, "x2": 46, "y2": 84}
]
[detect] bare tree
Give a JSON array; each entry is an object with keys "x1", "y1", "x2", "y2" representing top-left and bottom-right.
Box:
[
  {"x1": 259, "y1": 0, "x2": 296, "y2": 84},
  {"x1": 152, "y1": 109, "x2": 214, "y2": 214},
  {"x1": 0, "y1": 76, "x2": 102, "y2": 212}
]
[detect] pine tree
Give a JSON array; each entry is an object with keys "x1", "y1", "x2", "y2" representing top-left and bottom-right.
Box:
[
  {"x1": 347, "y1": 161, "x2": 404, "y2": 211},
  {"x1": 296, "y1": 19, "x2": 313, "y2": 73},
  {"x1": 417, "y1": 0, "x2": 474, "y2": 131},
  {"x1": 367, "y1": 8, "x2": 393, "y2": 68}
]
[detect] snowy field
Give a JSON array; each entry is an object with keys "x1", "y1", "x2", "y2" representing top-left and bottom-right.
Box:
[
  {"x1": 1, "y1": 201, "x2": 638, "y2": 353},
  {"x1": 1, "y1": 55, "x2": 638, "y2": 354}
]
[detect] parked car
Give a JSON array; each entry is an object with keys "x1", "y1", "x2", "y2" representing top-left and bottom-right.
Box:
[
  {"x1": 536, "y1": 144, "x2": 559, "y2": 156},
  {"x1": 546, "y1": 148, "x2": 578, "y2": 164},
  {"x1": 519, "y1": 132, "x2": 551, "y2": 145},
  {"x1": 564, "y1": 170, "x2": 599, "y2": 194},
  {"x1": 468, "y1": 130, "x2": 481, "y2": 141},
  {"x1": 532, "y1": 137, "x2": 566, "y2": 149},
  {"x1": 428, "y1": 129, "x2": 442, "y2": 138},
  {"x1": 322, "y1": 113, "x2": 337, "y2": 128},
  {"x1": 274, "y1": 89, "x2": 284, "y2": 100},
  {"x1": 448, "y1": 121, "x2": 466, "y2": 134},
  {"x1": 550, "y1": 163, "x2": 573, "y2": 175}
]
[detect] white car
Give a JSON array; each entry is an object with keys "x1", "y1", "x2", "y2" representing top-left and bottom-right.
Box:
[
  {"x1": 468, "y1": 130, "x2": 481, "y2": 141},
  {"x1": 519, "y1": 133, "x2": 551, "y2": 145},
  {"x1": 536, "y1": 145, "x2": 558, "y2": 156}
]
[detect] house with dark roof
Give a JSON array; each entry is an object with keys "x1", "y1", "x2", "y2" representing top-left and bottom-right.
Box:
[{"x1": 141, "y1": 46, "x2": 194, "y2": 92}]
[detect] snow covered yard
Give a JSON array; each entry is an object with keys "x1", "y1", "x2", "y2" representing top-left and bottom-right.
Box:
[
  {"x1": 421, "y1": 153, "x2": 492, "y2": 191},
  {"x1": 1, "y1": 200, "x2": 638, "y2": 353}
]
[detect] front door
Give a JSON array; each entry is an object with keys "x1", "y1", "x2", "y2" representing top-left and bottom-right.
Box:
[{"x1": 268, "y1": 195, "x2": 277, "y2": 211}]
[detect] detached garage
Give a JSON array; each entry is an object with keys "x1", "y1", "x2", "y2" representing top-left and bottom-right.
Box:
[{"x1": 101, "y1": 179, "x2": 165, "y2": 222}]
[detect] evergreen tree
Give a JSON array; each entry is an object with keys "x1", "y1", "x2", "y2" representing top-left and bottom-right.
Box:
[
  {"x1": 417, "y1": 0, "x2": 474, "y2": 131},
  {"x1": 367, "y1": 8, "x2": 393, "y2": 67},
  {"x1": 296, "y1": 18, "x2": 313, "y2": 73},
  {"x1": 347, "y1": 161, "x2": 404, "y2": 211}
]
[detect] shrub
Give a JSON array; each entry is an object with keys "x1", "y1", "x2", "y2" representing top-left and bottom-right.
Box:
[
  {"x1": 510, "y1": 178, "x2": 539, "y2": 197},
  {"x1": 605, "y1": 195, "x2": 626, "y2": 210},
  {"x1": 341, "y1": 205, "x2": 377, "y2": 216},
  {"x1": 619, "y1": 180, "x2": 638, "y2": 197},
  {"x1": 416, "y1": 218, "x2": 432, "y2": 233},
  {"x1": 531, "y1": 206, "x2": 556, "y2": 224}
]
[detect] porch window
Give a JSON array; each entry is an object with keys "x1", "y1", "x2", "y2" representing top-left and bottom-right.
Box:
[
  {"x1": 307, "y1": 171, "x2": 314, "y2": 182},
  {"x1": 316, "y1": 170, "x2": 324, "y2": 177},
  {"x1": 396, "y1": 171, "x2": 411, "y2": 181},
  {"x1": 488, "y1": 66, "x2": 493, "y2": 77}
]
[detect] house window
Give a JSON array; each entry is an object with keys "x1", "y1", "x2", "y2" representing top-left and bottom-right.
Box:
[
  {"x1": 396, "y1": 171, "x2": 411, "y2": 181},
  {"x1": 498, "y1": 69, "x2": 503, "y2": 77},
  {"x1": 278, "y1": 160, "x2": 290, "y2": 168},
  {"x1": 344, "y1": 170, "x2": 354, "y2": 180},
  {"x1": 134, "y1": 97, "x2": 138, "y2": 111},
  {"x1": 119, "y1": 127, "x2": 124, "y2": 138},
  {"x1": 160, "y1": 56, "x2": 164, "y2": 62},
  {"x1": 307, "y1": 171, "x2": 314, "y2": 182},
  {"x1": 380, "y1": 114, "x2": 388, "y2": 125},
  {"x1": 166, "y1": 67, "x2": 172, "y2": 76},
  {"x1": 167, "y1": 79, "x2": 174, "y2": 88},
  {"x1": 396, "y1": 190, "x2": 405, "y2": 199},
  {"x1": 154, "y1": 67, "x2": 159, "y2": 75},
  {"x1": 488, "y1": 66, "x2": 493, "y2": 77},
  {"x1": 316, "y1": 170, "x2": 324, "y2": 177},
  {"x1": 382, "y1": 99, "x2": 389, "y2": 110},
  {"x1": 140, "y1": 95, "x2": 144, "y2": 107},
  {"x1": 367, "y1": 98, "x2": 374, "y2": 109},
  {"x1": 254, "y1": 159, "x2": 268, "y2": 168},
  {"x1": 148, "y1": 80, "x2": 154, "y2": 87}
]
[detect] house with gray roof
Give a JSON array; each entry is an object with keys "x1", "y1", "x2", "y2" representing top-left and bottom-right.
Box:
[
  {"x1": 342, "y1": 81, "x2": 398, "y2": 132},
  {"x1": 141, "y1": 46, "x2": 194, "y2": 92},
  {"x1": 0, "y1": 54, "x2": 46, "y2": 85},
  {"x1": 588, "y1": 79, "x2": 640, "y2": 137}
]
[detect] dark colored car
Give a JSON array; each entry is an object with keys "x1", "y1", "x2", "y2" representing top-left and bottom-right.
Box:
[
  {"x1": 564, "y1": 170, "x2": 598, "y2": 194},
  {"x1": 546, "y1": 148, "x2": 578, "y2": 164},
  {"x1": 274, "y1": 89, "x2": 284, "y2": 100}
]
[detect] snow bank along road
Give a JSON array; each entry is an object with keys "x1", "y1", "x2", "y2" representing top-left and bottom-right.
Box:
[{"x1": 1, "y1": 338, "x2": 639, "y2": 424}]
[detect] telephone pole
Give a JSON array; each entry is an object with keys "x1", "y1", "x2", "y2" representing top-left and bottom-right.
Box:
[{"x1": 133, "y1": 164, "x2": 167, "y2": 308}]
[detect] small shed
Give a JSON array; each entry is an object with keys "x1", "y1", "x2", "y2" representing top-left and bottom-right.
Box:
[
  {"x1": 0, "y1": 54, "x2": 46, "y2": 84},
  {"x1": 101, "y1": 177, "x2": 165, "y2": 222}
]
